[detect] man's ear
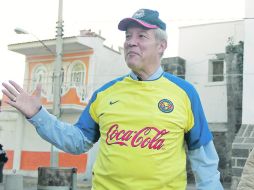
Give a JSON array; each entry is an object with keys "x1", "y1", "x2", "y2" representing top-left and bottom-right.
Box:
[
  {"x1": 158, "y1": 40, "x2": 167, "y2": 56},
  {"x1": 160, "y1": 40, "x2": 167, "y2": 51}
]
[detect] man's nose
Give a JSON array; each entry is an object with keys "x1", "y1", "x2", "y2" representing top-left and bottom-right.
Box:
[{"x1": 126, "y1": 38, "x2": 137, "y2": 47}]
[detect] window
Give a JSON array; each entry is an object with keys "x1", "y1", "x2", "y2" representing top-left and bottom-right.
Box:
[
  {"x1": 71, "y1": 63, "x2": 84, "y2": 86},
  {"x1": 209, "y1": 59, "x2": 224, "y2": 82},
  {"x1": 31, "y1": 65, "x2": 47, "y2": 95}
]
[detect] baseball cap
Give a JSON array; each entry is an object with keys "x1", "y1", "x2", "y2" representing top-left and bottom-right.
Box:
[{"x1": 118, "y1": 9, "x2": 166, "y2": 31}]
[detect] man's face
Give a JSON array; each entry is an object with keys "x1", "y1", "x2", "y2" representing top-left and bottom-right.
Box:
[{"x1": 124, "y1": 26, "x2": 163, "y2": 72}]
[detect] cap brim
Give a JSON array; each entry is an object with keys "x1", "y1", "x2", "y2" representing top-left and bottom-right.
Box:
[{"x1": 118, "y1": 18, "x2": 159, "y2": 31}]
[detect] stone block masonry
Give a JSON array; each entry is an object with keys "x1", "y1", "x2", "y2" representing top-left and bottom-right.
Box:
[{"x1": 231, "y1": 124, "x2": 254, "y2": 189}]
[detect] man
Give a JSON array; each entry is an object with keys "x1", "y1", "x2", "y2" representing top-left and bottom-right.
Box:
[
  {"x1": 2, "y1": 9, "x2": 223, "y2": 190},
  {"x1": 0, "y1": 144, "x2": 8, "y2": 183}
]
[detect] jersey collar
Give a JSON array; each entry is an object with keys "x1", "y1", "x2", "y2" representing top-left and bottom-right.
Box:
[{"x1": 130, "y1": 66, "x2": 163, "y2": 81}]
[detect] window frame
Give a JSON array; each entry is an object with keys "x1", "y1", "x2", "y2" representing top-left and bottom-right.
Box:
[{"x1": 208, "y1": 58, "x2": 225, "y2": 83}]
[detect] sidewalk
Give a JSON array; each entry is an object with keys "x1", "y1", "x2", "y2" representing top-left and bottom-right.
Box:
[
  {"x1": 0, "y1": 176, "x2": 92, "y2": 190},
  {"x1": 0, "y1": 176, "x2": 231, "y2": 190}
]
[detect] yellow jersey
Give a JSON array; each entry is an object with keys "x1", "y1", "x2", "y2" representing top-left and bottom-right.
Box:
[{"x1": 75, "y1": 73, "x2": 212, "y2": 190}]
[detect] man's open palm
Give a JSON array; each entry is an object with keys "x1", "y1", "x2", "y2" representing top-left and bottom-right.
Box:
[{"x1": 2, "y1": 80, "x2": 42, "y2": 118}]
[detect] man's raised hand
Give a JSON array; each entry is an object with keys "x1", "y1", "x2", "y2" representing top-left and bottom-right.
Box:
[{"x1": 2, "y1": 80, "x2": 42, "y2": 118}]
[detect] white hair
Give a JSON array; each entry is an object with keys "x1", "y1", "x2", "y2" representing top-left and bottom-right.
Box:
[
  {"x1": 154, "y1": 28, "x2": 168, "y2": 42},
  {"x1": 154, "y1": 28, "x2": 168, "y2": 58}
]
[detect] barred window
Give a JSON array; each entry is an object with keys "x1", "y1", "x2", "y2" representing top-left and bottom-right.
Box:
[
  {"x1": 71, "y1": 63, "x2": 84, "y2": 86},
  {"x1": 31, "y1": 65, "x2": 47, "y2": 91},
  {"x1": 209, "y1": 59, "x2": 224, "y2": 82}
]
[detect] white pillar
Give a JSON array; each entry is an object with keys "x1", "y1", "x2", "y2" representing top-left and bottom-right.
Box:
[
  {"x1": 12, "y1": 112, "x2": 25, "y2": 172},
  {"x1": 242, "y1": 0, "x2": 254, "y2": 124}
]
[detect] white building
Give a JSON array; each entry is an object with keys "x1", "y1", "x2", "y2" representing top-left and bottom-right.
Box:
[
  {"x1": 179, "y1": 20, "x2": 244, "y2": 127},
  {"x1": 0, "y1": 29, "x2": 129, "y2": 179}
]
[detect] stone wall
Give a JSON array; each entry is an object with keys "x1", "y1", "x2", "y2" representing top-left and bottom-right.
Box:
[
  {"x1": 187, "y1": 126, "x2": 230, "y2": 184},
  {"x1": 213, "y1": 130, "x2": 231, "y2": 182},
  {"x1": 161, "y1": 57, "x2": 185, "y2": 79},
  {"x1": 225, "y1": 41, "x2": 244, "y2": 188},
  {"x1": 224, "y1": 41, "x2": 245, "y2": 189},
  {"x1": 231, "y1": 124, "x2": 254, "y2": 189}
]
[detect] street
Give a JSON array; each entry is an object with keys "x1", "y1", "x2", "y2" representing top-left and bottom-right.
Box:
[{"x1": 0, "y1": 179, "x2": 231, "y2": 190}]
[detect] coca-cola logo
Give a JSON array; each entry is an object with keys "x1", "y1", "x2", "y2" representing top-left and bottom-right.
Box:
[{"x1": 106, "y1": 124, "x2": 169, "y2": 150}]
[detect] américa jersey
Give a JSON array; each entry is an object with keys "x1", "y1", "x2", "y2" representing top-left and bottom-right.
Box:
[{"x1": 75, "y1": 72, "x2": 212, "y2": 190}]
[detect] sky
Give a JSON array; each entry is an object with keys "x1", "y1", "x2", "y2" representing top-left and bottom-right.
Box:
[{"x1": 0, "y1": 0, "x2": 245, "y2": 98}]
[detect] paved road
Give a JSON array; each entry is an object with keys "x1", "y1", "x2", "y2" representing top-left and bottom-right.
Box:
[
  {"x1": 0, "y1": 176, "x2": 92, "y2": 190},
  {"x1": 0, "y1": 183, "x2": 231, "y2": 190},
  {"x1": 0, "y1": 184, "x2": 231, "y2": 190},
  {"x1": 0, "y1": 176, "x2": 231, "y2": 190},
  {"x1": 0, "y1": 183, "x2": 91, "y2": 190}
]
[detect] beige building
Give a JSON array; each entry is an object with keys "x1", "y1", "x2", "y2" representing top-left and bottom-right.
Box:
[{"x1": 0, "y1": 29, "x2": 129, "y2": 177}]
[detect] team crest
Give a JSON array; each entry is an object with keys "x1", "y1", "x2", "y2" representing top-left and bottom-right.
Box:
[
  {"x1": 158, "y1": 99, "x2": 174, "y2": 113},
  {"x1": 133, "y1": 9, "x2": 145, "y2": 19}
]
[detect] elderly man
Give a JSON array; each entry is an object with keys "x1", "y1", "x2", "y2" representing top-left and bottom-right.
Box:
[{"x1": 2, "y1": 9, "x2": 223, "y2": 190}]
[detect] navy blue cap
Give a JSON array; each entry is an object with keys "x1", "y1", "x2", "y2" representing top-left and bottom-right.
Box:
[{"x1": 118, "y1": 9, "x2": 166, "y2": 31}]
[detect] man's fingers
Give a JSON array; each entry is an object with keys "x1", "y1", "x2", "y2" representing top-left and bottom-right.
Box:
[
  {"x1": 2, "y1": 82, "x2": 19, "y2": 97},
  {"x1": 4, "y1": 98, "x2": 17, "y2": 107},
  {"x1": 1, "y1": 90, "x2": 17, "y2": 108},
  {"x1": 9, "y1": 80, "x2": 23, "y2": 93},
  {"x1": 1, "y1": 85, "x2": 17, "y2": 100}
]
